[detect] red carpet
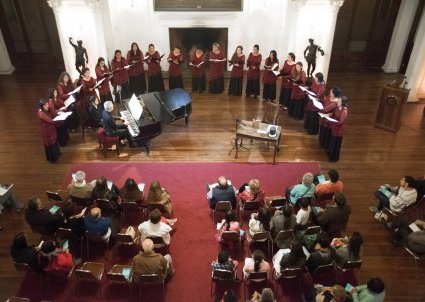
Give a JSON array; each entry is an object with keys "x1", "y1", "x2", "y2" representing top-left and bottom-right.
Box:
[{"x1": 18, "y1": 162, "x2": 320, "y2": 302}]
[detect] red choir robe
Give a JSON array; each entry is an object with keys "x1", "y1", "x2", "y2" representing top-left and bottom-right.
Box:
[
  {"x1": 145, "y1": 51, "x2": 162, "y2": 77},
  {"x1": 38, "y1": 109, "x2": 57, "y2": 146},
  {"x1": 306, "y1": 82, "x2": 326, "y2": 111},
  {"x1": 168, "y1": 52, "x2": 183, "y2": 77},
  {"x1": 82, "y1": 76, "x2": 97, "y2": 106},
  {"x1": 329, "y1": 107, "x2": 348, "y2": 137},
  {"x1": 209, "y1": 50, "x2": 225, "y2": 80},
  {"x1": 246, "y1": 53, "x2": 262, "y2": 80},
  {"x1": 319, "y1": 96, "x2": 337, "y2": 128},
  {"x1": 291, "y1": 70, "x2": 307, "y2": 99},
  {"x1": 230, "y1": 54, "x2": 245, "y2": 78},
  {"x1": 48, "y1": 97, "x2": 65, "y2": 113},
  {"x1": 56, "y1": 82, "x2": 75, "y2": 104},
  {"x1": 111, "y1": 58, "x2": 129, "y2": 86},
  {"x1": 190, "y1": 53, "x2": 205, "y2": 78},
  {"x1": 126, "y1": 51, "x2": 145, "y2": 77},
  {"x1": 95, "y1": 65, "x2": 111, "y2": 97},
  {"x1": 280, "y1": 60, "x2": 296, "y2": 89},
  {"x1": 263, "y1": 58, "x2": 279, "y2": 84}
]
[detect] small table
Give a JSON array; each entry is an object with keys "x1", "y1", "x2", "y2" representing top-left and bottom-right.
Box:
[{"x1": 234, "y1": 120, "x2": 281, "y2": 164}]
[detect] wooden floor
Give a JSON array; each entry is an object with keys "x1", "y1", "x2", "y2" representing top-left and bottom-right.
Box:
[{"x1": 0, "y1": 71, "x2": 424, "y2": 301}]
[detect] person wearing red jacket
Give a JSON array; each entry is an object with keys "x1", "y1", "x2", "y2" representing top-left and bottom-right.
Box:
[
  {"x1": 189, "y1": 47, "x2": 206, "y2": 93},
  {"x1": 37, "y1": 99, "x2": 61, "y2": 163},
  {"x1": 145, "y1": 44, "x2": 165, "y2": 92},
  {"x1": 228, "y1": 46, "x2": 245, "y2": 96},
  {"x1": 95, "y1": 57, "x2": 113, "y2": 104},
  {"x1": 111, "y1": 49, "x2": 131, "y2": 101},
  {"x1": 168, "y1": 47, "x2": 184, "y2": 89},
  {"x1": 245, "y1": 45, "x2": 262, "y2": 98},
  {"x1": 127, "y1": 42, "x2": 147, "y2": 95}
]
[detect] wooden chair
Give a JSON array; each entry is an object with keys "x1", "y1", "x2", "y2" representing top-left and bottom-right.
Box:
[
  {"x1": 115, "y1": 228, "x2": 140, "y2": 257},
  {"x1": 55, "y1": 227, "x2": 84, "y2": 258},
  {"x1": 106, "y1": 265, "x2": 133, "y2": 298},
  {"x1": 275, "y1": 267, "x2": 303, "y2": 300},
  {"x1": 121, "y1": 202, "x2": 145, "y2": 225},
  {"x1": 210, "y1": 269, "x2": 237, "y2": 297},
  {"x1": 335, "y1": 260, "x2": 362, "y2": 285},
  {"x1": 240, "y1": 200, "x2": 261, "y2": 225},
  {"x1": 74, "y1": 262, "x2": 104, "y2": 297},
  {"x1": 220, "y1": 231, "x2": 242, "y2": 257},
  {"x1": 46, "y1": 190, "x2": 64, "y2": 203},
  {"x1": 212, "y1": 201, "x2": 232, "y2": 228},
  {"x1": 262, "y1": 101, "x2": 279, "y2": 125},
  {"x1": 243, "y1": 271, "x2": 270, "y2": 301},
  {"x1": 312, "y1": 263, "x2": 335, "y2": 286},
  {"x1": 96, "y1": 199, "x2": 119, "y2": 218},
  {"x1": 404, "y1": 244, "x2": 425, "y2": 279},
  {"x1": 85, "y1": 231, "x2": 110, "y2": 260},
  {"x1": 147, "y1": 236, "x2": 169, "y2": 255},
  {"x1": 273, "y1": 229, "x2": 294, "y2": 254},
  {"x1": 96, "y1": 127, "x2": 120, "y2": 157},
  {"x1": 146, "y1": 202, "x2": 173, "y2": 219},
  {"x1": 246, "y1": 231, "x2": 271, "y2": 258},
  {"x1": 138, "y1": 274, "x2": 165, "y2": 302}
]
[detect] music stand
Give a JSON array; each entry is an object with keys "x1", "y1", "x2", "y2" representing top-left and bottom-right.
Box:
[{"x1": 228, "y1": 119, "x2": 250, "y2": 155}]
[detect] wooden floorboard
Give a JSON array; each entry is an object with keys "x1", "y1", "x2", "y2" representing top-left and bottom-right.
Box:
[{"x1": 0, "y1": 71, "x2": 424, "y2": 301}]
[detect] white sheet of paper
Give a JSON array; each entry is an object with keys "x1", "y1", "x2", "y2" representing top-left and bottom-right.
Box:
[
  {"x1": 64, "y1": 95, "x2": 76, "y2": 108},
  {"x1": 318, "y1": 112, "x2": 338, "y2": 123},
  {"x1": 409, "y1": 223, "x2": 421, "y2": 232},
  {"x1": 53, "y1": 111, "x2": 72, "y2": 121},
  {"x1": 272, "y1": 70, "x2": 280, "y2": 76},
  {"x1": 0, "y1": 186, "x2": 8, "y2": 196},
  {"x1": 271, "y1": 63, "x2": 278, "y2": 70},
  {"x1": 143, "y1": 55, "x2": 149, "y2": 60},
  {"x1": 307, "y1": 90, "x2": 317, "y2": 96},
  {"x1": 256, "y1": 130, "x2": 267, "y2": 134},
  {"x1": 94, "y1": 77, "x2": 106, "y2": 89},
  {"x1": 138, "y1": 183, "x2": 145, "y2": 192},
  {"x1": 197, "y1": 61, "x2": 205, "y2": 67},
  {"x1": 107, "y1": 181, "x2": 113, "y2": 190},
  {"x1": 124, "y1": 65, "x2": 131, "y2": 69},
  {"x1": 298, "y1": 86, "x2": 309, "y2": 92},
  {"x1": 69, "y1": 84, "x2": 83, "y2": 95},
  {"x1": 308, "y1": 94, "x2": 324, "y2": 109}
]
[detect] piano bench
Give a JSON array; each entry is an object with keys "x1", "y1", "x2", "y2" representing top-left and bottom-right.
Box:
[{"x1": 96, "y1": 128, "x2": 120, "y2": 158}]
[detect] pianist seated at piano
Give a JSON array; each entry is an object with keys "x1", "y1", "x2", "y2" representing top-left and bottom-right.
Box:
[
  {"x1": 102, "y1": 101, "x2": 129, "y2": 145},
  {"x1": 87, "y1": 96, "x2": 103, "y2": 128}
]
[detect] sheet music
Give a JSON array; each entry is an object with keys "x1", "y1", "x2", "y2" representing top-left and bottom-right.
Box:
[
  {"x1": 318, "y1": 112, "x2": 338, "y2": 122},
  {"x1": 308, "y1": 94, "x2": 324, "y2": 109},
  {"x1": 53, "y1": 111, "x2": 72, "y2": 121},
  {"x1": 298, "y1": 86, "x2": 309, "y2": 92},
  {"x1": 271, "y1": 63, "x2": 278, "y2": 70},
  {"x1": 409, "y1": 223, "x2": 421, "y2": 232},
  {"x1": 68, "y1": 84, "x2": 82, "y2": 95},
  {"x1": 124, "y1": 65, "x2": 131, "y2": 70},
  {"x1": 138, "y1": 183, "x2": 145, "y2": 192},
  {"x1": 272, "y1": 70, "x2": 280, "y2": 76},
  {"x1": 307, "y1": 90, "x2": 317, "y2": 96},
  {"x1": 94, "y1": 77, "x2": 106, "y2": 89},
  {"x1": 0, "y1": 186, "x2": 9, "y2": 196},
  {"x1": 64, "y1": 95, "x2": 76, "y2": 108},
  {"x1": 127, "y1": 94, "x2": 143, "y2": 120}
]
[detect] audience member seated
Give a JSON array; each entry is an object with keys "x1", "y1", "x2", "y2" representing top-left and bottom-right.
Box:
[
  {"x1": 87, "y1": 96, "x2": 103, "y2": 128},
  {"x1": 39, "y1": 240, "x2": 74, "y2": 274},
  {"x1": 315, "y1": 285, "x2": 348, "y2": 302},
  {"x1": 250, "y1": 288, "x2": 276, "y2": 302},
  {"x1": 412, "y1": 176, "x2": 425, "y2": 200},
  {"x1": 211, "y1": 250, "x2": 238, "y2": 272},
  {"x1": 270, "y1": 204, "x2": 296, "y2": 238},
  {"x1": 146, "y1": 180, "x2": 173, "y2": 215},
  {"x1": 287, "y1": 172, "x2": 316, "y2": 205},
  {"x1": 25, "y1": 197, "x2": 62, "y2": 234},
  {"x1": 315, "y1": 169, "x2": 344, "y2": 197},
  {"x1": 306, "y1": 234, "x2": 335, "y2": 273},
  {"x1": 248, "y1": 207, "x2": 271, "y2": 237},
  {"x1": 333, "y1": 231, "x2": 363, "y2": 267},
  {"x1": 10, "y1": 232, "x2": 42, "y2": 272},
  {"x1": 296, "y1": 197, "x2": 312, "y2": 226},
  {"x1": 243, "y1": 250, "x2": 270, "y2": 281},
  {"x1": 0, "y1": 183, "x2": 23, "y2": 214},
  {"x1": 220, "y1": 290, "x2": 237, "y2": 302},
  {"x1": 272, "y1": 241, "x2": 307, "y2": 278},
  {"x1": 237, "y1": 178, "x2": 266, "y2": 206},
  {"x1": 83, "y1": 207, "x2": 112, "y2": 241},
  {"x1": 132, "y1": 238, "x2": 174, "y2": 283},
  {"x1": 207, "y1": 176, "x2": 237, "y2": 209},
  {"x1": 67, "y1": 170, "x2": 93, "y2": 200},
  {"x1": 91, "y1": 176, "x2": 120, "y2": 201},
  {"x1": 138, "y1": 209, "x2": 172, "y2": 245},
  {"x1": 391, "y1": 219, "x2": 425, "y2": 254},
  {"x1": 59, "y1": 202, "x2": 86, "y2": 238},
  {"x1": 314, "y1": 192, "x2": 351, "y2": 233},
  {"x1": 215, "y1": 210, "x2": 243, "y2": 242},
  {"x1": 350, "y1": 277, "x2": 385, "y2": 302},
  {"x1": 371, "y1": 176, "x2": 417, "y2": 214},
  {"x1": 120, "y1": 178, "x2": 143, "y2": 204}
]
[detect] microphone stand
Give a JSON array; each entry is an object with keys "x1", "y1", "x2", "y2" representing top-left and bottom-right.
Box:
[{"x1": 228, "y1": 118, "x2": 250, "y2": 155}]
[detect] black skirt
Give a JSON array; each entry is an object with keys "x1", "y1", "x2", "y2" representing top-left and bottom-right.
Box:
[
  {"x1": 192, "y1": 76, "x2": 206, "y2": 93},
  {"x1": 228, "y1": 77, "x2": 243, "y2": 96},
  {"x1": 56, "y1": 124, "x2": 69, "y2": 146},
  {"x1": 279, "y1": 87, "x2": 292, "y2": 108},
  {"x1": 100, "y1": 92, "x2": 113, "y2": 105},
  {"x1": 129, "y1": 74, "x2": 147, "y2": 95},
  {"x1": 319, "y1": 126, "x2": 331, "y2": 149},
  {"x1": 116, "y1": 82, "x2": 131, "y2": 102},
  {"x1": 303, "y1": 109, "x2": 320, "y2": 135},
  {"x1": 44, "y1": 141, "x2": 61, "y2": 163},
  {"x1": 66, "y1": 111, "x2": 80, "y2": 130},
  {"x1": 209, "y1": 77, "x2": 224, "y2": 94},
  {"x1": 326, "y1": 135, "x2": 343, "y2": 162},
  {"x1": 288, "y1": 97, "x2": 306, "y2": 120},
  {"x1": 148, "y1": 73, "x2": 165, "y2": 92},
  {"x1": 169, "y1": 75, "x2": 184, "y2": 90},
  {"x1": 246, "y1": 79, "x2": 260, "y2": 97},
  {"x1": 263, "y1": 83, "x2": 276, "y2": 101}
]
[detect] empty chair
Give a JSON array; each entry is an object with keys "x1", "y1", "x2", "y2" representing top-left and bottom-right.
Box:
[
  {"x1": 220, "y1": 231, "x2": 242, "y2": 257},
  {"x1": 74, "y1": 262, "x2": 105, "y2": 297},
  {"x1": 335, "y1": 260, "x2": 362, "y2": 286},
  {"x1": 212, "y1": 201, "x2": 232, "y2": 228},
  {"x1": 115, "y1": 227, "x2": 140, "y2": 258},
  {"x1": 138, "y1": 274, "x2": 165, "y2": 302},
  {"x1": 275, "y1": 267, "x2": 303, "y2": 300},
  {"x1": 240, "y1": 200, "x2": 261, "y2": 225},
  {"x1": 263, "y1": 101, "x2": 279, "y2": 125},
  {"x1": 106, "y1": 265, "x2": 133, "y2": 298}
]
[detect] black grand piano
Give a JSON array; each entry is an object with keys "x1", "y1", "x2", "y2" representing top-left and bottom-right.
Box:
[{"x1": 120, "y1": 88, "x2": 192, "y2": 154}]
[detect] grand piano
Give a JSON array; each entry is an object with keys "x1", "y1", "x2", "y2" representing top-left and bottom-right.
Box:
[{"x1": 120, "y1": 88, "x2": 192, "y2": 154}]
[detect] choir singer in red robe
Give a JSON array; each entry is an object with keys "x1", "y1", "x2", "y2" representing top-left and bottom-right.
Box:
[
  {"x1": 326, "y1": 96, "x2": 348, "y2": 162},
  {"x1": 111, "y1": 50, "x2": 131, "y2": 101},
  {"x1": 56, "y1": 71, "x2": 79, "y2": 130},
  {"x1": 127, "y1": 42, "x2": 147, "y2": 95},
  {"x1": 278, "y1": 52, "x2": 296, "y2": 109},
  {"x1": 319, "y1": 87, "x2": 341, "y2": 150},
  {"x1": 146, "y1": 44, "x2": 165, "y2": 92},
  {"x1": 189, "y1": 46, "x2": 206, "y2": 93},
  {"x1": 81, "y1": 67, "x2": 97, "y2": 107},
  {"x1": 288, "y1": 62, "x2": 307, "y2": 120},
  {"x1": 228, "y1": 46, "x2": 245, "y2": 96},
  {"x1": 208, "y1": 42, "x2": 226, "y2": 94},
  {"x1": 47, "y1": 88, "x2": 69, "y2": 146},
  {"x1": 95, "y1": 57, "x2": 113, "y2": 104},
  {"x1": 37, "y1": 99, "x2": 61, "y2": 163},
  {"x1": 262, "y1": 50, "x2": 279, "y2": 101},
  {"x1": 246, "y1": 44, "x2": 262, "y2": 98},
  {"x1": 303, "y1": 72, "x2": 326, "y2": 135},
  {"x1": 168, "y1": 47, "x2": 184, "y2": 89}
]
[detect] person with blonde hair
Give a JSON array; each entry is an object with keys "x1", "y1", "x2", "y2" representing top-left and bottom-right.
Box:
[
  {"x1": 146, "y1": 180, "x2": 172, "y2": 216},
  {"x1": 237, "y1": 178, "x2": 266, "y2": 206},
  {"x1": 288, "y1": 172, "x2": 316, "y2": 205}
]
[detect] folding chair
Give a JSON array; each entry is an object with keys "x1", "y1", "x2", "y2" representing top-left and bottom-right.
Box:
[
  {"x1": 244, "y1": 271, "x2": 270, "y2": 301},
  {"x1": 220, "y1": 231, "x2": 242, "y2": 257},
  {"x1": 74, "y1": 262, "x2": 104, "y2": 297},
  {"x1": 210, "y1": 269, "x2": 237, "y2": 297},
  {"x1": 312, "y1": 263, "x2": 335, "y2": 286},
  {"x1": 212, "y1": 201, "x2": 232, "y2": 228},
  {"x1": 138, "y1": 274, "x2": 165, "y2": 302},
  {"x1": 55, "y1": 227, "x2": 84, "y2": 258},
  {"x1": 85, "y1": 231, "x2": 110, "y2": 260},
  {"x1": 273, "y1": 229, "x2": 294, "y2": 254},
  {"x1": 404, "y1": 244, "x2": 425, "y2": 279},
  {"x1": 247, "y1": 231, "x2": 271, "y2": 258},
  {"x1": 335, "y1": 260, "x2": 362, "y2": 285},
  {"x1": 240, "y1": 200, "x2": 261, "y2": 225},
  {"x1": 106, "y1": 265, "x2": 133, "y2": 298}
]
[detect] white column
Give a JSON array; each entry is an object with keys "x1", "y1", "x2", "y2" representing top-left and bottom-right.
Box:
[
  {"x1": 47, "y1": 0, "x2": 108, "y2": 80},
  {"x1": 289, "y1": 0, "x2": 344, "y2": 80},
  {"x1": 382, "y1": 0, "x2": 419, "y2": 73},
  {"x1": 405, "y1": 10, "x2": 425, "y2": 102},
  {"x1": 0, "y1": 28, "x2": 15, "y2": 75}
]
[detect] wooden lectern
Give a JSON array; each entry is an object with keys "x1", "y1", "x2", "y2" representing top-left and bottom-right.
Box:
[{"x1": 374, "y1": 85, "x2": 409, "y2": 133}]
